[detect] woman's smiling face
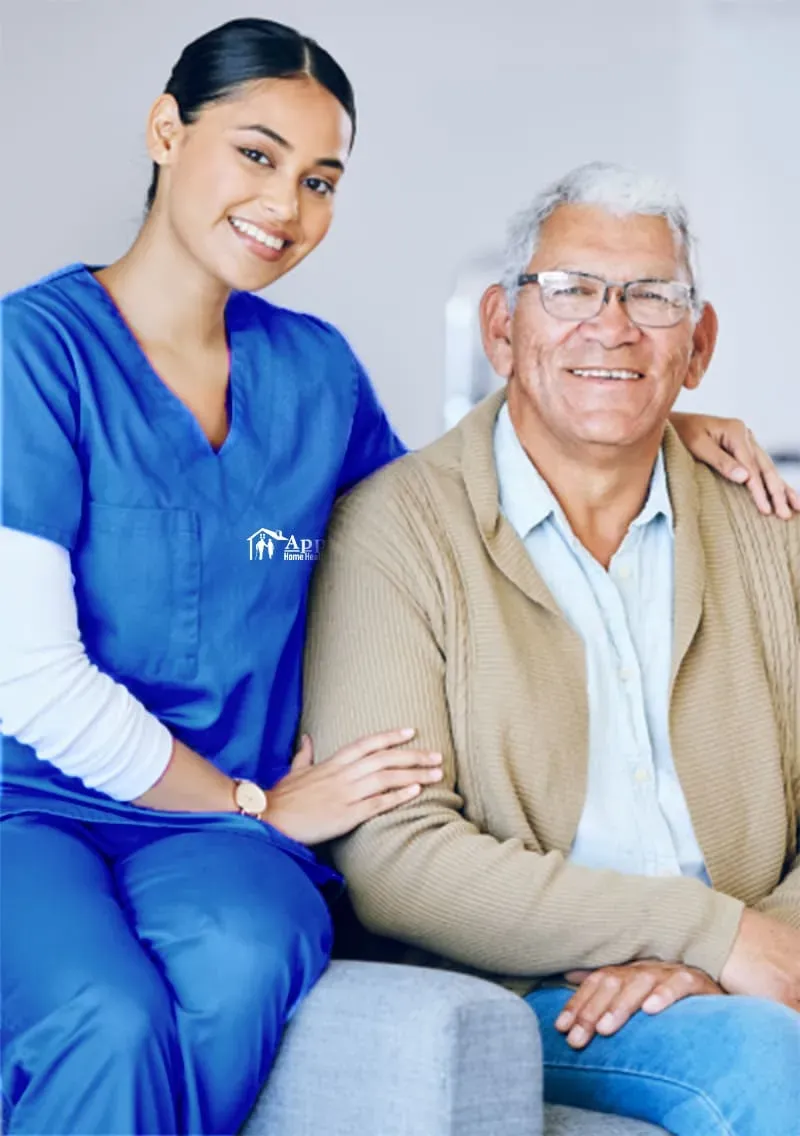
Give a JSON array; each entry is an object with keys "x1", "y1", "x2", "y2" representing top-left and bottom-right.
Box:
[{"x1": 148, "y1": 76, "x2": 353, "y2": 292}]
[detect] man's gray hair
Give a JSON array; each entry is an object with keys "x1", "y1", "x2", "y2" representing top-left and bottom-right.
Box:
[{"x1": 501, "y1": 161, "x2": 702, "y2": 315}]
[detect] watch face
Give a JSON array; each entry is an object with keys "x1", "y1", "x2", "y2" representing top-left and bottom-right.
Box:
[{"x1": 236, "y1": 781, "x2": 267, "y2": 816}]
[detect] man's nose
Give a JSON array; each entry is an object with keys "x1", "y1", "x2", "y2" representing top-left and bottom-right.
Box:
[{"x1": 581, "y1": 289, "x2": 640, "y2": 347}]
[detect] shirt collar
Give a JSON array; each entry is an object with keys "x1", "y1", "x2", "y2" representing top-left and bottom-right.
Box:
[
  {"x1": 493, "y1": 402, "x2": 673, "y2": 540},
  {"x1": 633, "y1": 447, "x2": 673, "y2": 532}
]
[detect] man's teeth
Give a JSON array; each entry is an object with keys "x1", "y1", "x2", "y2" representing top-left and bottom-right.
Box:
[
  {"x1": 571, "y1": 368, "x2": 643, "y2": 380},
  {"x1": 229, "y1": 217, "x2": 286, "y2": 250}
]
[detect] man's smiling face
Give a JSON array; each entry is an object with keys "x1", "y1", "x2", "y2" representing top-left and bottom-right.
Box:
[{"x1": 494, "y1": 204, "x2": 716, "y2": 454}]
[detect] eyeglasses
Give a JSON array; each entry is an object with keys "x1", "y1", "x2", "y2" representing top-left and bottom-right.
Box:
[{"x1": 516, "y1": 270, "x2": 695, "y2": 328}]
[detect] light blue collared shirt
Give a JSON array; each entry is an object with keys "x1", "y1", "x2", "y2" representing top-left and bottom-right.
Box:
[{"x1": 494, "y1": 404, "x2": 709, "y2": 882}]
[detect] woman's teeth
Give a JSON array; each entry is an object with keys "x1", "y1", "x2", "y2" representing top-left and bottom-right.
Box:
[
  {"x1": 229, "y1": 217, "x2": 286, "y2": 250},
  {"x1": 571, "y1": 368, "x2": 643, "y2": 380}
]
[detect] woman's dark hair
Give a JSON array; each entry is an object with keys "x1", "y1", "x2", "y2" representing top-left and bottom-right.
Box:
[{"x1": 145, "y1": 18, "x2": 356, "y2": 213}]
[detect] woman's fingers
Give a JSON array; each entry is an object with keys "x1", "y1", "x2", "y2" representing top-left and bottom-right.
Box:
[
  {"x1": 673, "y1": 412, "x2": 753, "y2": 483},
  {"x1": 670, "y1": 413, "x2": 799, "y2": 519},
  {"x1": 362, "y1": 782, "x2": 422, "y2": 819},
  {"x1": 752, "y1": 442, "x2": 795, "y2": 520},
  {"x1": 733, "y1": 432, "x2": 798, "y2": 519},
  {"x1": 290, "y1": 733, "x2": 314, "y2": 771},
  {"x1": 348, "y1": 765, "x2": 442, "y2": 801},
  {"x1": 327, "y1": 727, "x2": 418, "y2": 766},
  {"x1": 346, "y1": 747, "x2": 443, "y2": 782},
  {"x1": 700, "y1": 425, "x2": 754, "y2": 484}
]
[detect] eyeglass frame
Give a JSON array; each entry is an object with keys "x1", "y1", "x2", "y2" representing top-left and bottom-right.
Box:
[{"x1": 515, "y1": 270, "x2": 697, "y2": 328}]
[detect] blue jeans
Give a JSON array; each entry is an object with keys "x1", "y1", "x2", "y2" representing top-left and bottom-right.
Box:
[
  {"x1": 526, "y1": 986, "x2": 800, "y2": 1135},
  {"x1": 1, "y1": 814, "x2": 332, "y2": 1134}
]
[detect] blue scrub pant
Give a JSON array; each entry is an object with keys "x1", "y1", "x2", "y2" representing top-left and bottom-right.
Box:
[
  {"x1": 0, "y1": 813, "x2": 332, "y2": 1134},
  {"x1": 527, "y1": 985, "x2": 800, "y2": 1134}
]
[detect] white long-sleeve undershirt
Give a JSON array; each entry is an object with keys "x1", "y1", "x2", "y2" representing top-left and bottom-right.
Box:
[{"x1": 0, "y1": 525, "x2": 173, "y2": 800}]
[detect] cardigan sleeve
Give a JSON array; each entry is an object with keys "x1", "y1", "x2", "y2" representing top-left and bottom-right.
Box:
[
  {"x1": 755, "y1": 859, "x2": 800, "y2": 929},
  {"x1": 302, "y1": 467, "x2": 745, "y2": 981},
  {"x1": 754, "y1": 517, "x2": 800, "y2": 928}
]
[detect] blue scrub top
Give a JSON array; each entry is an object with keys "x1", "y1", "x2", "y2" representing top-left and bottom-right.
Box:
[{"x1": 0, "y1": 264, "x2": 405, "y2": 866}]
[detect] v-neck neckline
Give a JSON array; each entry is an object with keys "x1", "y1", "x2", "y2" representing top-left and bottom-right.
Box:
[{"x1": 79, "y1": 264, "x2": 247, "y2": 464}]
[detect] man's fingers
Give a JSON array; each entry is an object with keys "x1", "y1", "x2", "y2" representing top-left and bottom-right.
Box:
[
  {"x1": 556, "y1": 965, "x2": 720, "y2": 1049},
  {"x1": 556, "y1": 975, "x2": 598, "y2": 1031},
  {"x1": 556, "y1": 971, "x2": 623, "y2": 1048},
  {"x1": 641, "y1": 968, "x2": 706, "y2": 1013},
  {"x1": 567, "y1": 972, "x2": 628, "y2": 1047},
  {"x1": 328, "y1": 728, "x2": 418, "y2": 765},
  {"x1": 594, "y1": 971, "x2": 660, "y2": 1036}
]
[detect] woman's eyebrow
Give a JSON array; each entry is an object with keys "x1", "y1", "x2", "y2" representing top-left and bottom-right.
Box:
[{"x1": 236, "y1": 123, "x2": 344, "y2": 171}]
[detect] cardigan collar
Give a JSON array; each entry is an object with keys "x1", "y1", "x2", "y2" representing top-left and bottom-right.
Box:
[{"x1": 457, "y1": 389, "x2": 705, "y2": 686}]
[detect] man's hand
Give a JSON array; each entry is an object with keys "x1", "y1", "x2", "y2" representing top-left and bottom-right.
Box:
[
  {"x1": 670, "y1": 411, "x2": 800, "y2": 518},
  {"x1": 719, "y1": 909, "x2": 800, "y2": 1010},
  {"x1": 555, "y1": 961, "x2": 722, "y2": 1049}
]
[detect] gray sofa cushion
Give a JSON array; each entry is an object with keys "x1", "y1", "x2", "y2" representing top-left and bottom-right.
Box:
[
  {"x1": 244, "y1": 960, "x2": 543, "y2": 1136},
  {"x1": 546, "y1": 1104, "x2": 668, "y2": 1134},
  {"x1": 243, "y1": 961, "x2": 670, "y2": 1136}
]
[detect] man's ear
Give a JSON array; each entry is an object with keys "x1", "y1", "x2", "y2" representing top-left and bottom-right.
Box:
[
  {"x1": 684, "y1": 302, "x2": 718, "y2": 391},
  {"x1": 479, "y1": 284, "x2": 514, "y2": 380},
  {"x1": 146, "y1": 93, "x2": 184, "y2": 170}
]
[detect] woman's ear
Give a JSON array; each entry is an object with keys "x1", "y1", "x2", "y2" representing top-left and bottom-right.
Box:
[
  {"x1": 684, "y1": 301, "x2": 718, "y2": 391},
  {"x1": 146, "y1": 94, "x2": 184, "y2": 169},
  {"x1": 479, "y1": 283, "x2": 514, "y2": 380}
]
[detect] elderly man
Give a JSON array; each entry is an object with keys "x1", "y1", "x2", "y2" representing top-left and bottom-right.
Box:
[{"x1": 302, "y1": 163, "x2": 800, "y2": 1134}]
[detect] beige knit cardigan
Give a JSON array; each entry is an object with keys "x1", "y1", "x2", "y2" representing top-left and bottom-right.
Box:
[{"x1": 303, "y1": 391, "x2": 800, "y2": 990}]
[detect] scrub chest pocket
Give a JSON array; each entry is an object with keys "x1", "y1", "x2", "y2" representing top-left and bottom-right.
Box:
[{"x1": 74, "y1": 504, "x2": 201, "y2": 683}]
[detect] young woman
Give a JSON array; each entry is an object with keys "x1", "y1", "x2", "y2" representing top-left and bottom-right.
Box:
[{"x1": 1, "y1": 17, "x2": 796, "y2": 1136}]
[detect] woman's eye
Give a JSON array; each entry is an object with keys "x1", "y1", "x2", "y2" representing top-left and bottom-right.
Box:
[
  {"x1": 304, "y1": 177, "x2": 335, "y2": 197},
  {"x1": 239, "y1": 148, "x2": 273, "y2": 168}
]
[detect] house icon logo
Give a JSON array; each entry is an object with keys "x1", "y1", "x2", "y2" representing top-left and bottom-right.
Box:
[{"x1": 247, "y1": 528, "x2": 289, "y2": 562}]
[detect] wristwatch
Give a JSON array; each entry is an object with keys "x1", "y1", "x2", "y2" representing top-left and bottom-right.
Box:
[{"x1": 233, "y1": 779, "x2": 268, "y2": 818}]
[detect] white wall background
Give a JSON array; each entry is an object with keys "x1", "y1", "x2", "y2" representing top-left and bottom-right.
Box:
[{"x1": 1, "y1": 0, "x2": 798, "y2": 449}]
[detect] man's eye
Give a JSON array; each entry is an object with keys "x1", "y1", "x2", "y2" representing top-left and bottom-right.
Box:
[
  {"x1": 552, "y1": 285, "x2": 592, "y2": 297},
  {"x1": 239, "y1": 148, "x2": 272, "y2": 167},
  {"x1": 304, "y1": 177, "x2": 335, "y2": 197}
]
